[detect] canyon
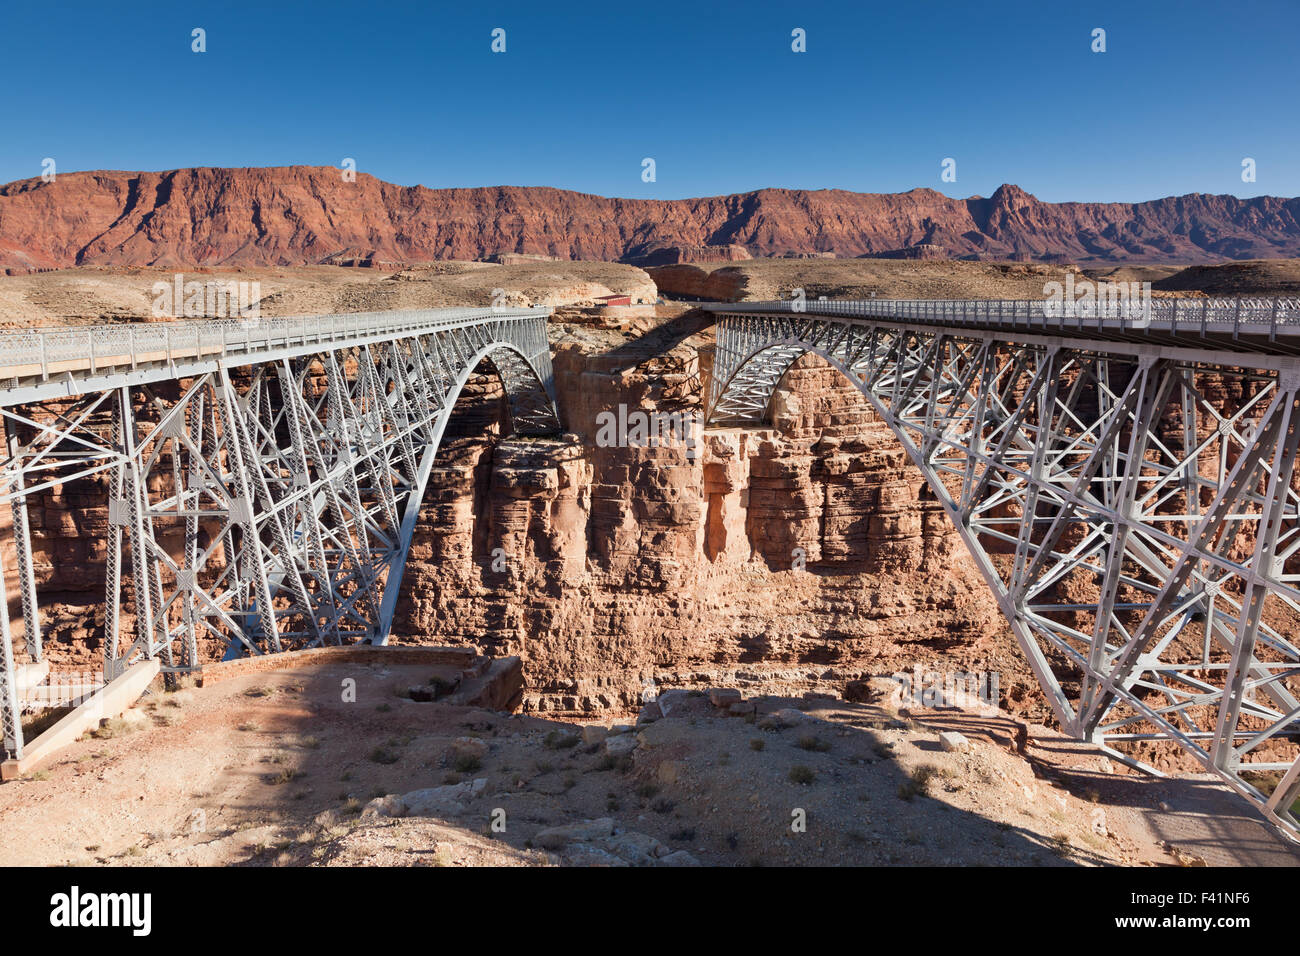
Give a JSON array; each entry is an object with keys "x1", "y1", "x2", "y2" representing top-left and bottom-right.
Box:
[
  {"x1": 391, "y1": 307, "x2": 1018, "y2": 718},
  {"x1": 4, "y1": 166, "x2": 1300, "y2": 275},
  {"x1": 4, "y1": 256, "x2": 1299, "y2": 759}
]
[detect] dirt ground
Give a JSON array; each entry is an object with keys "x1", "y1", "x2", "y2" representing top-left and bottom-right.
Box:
[
  {"x1": 0, "y1": 260, "x2": 657, "y2": 327},
  {"x1": 1, "y1": 657, "x2": 1294, "y2": 867}
]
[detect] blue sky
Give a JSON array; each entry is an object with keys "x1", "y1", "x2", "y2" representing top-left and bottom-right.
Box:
[{"x1": 1, "y1": 0, "x2": 1296, "y2": 202}]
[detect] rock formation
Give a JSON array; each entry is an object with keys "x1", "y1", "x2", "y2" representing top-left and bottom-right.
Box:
[{"x1": 381, "y1": 310, "x2": 1019, "y2": 718}]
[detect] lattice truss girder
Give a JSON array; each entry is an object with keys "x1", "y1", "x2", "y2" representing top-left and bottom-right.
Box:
[
  {"x1": 0, "y1": 318, "x2": 558, "y2": 760},
  {"x1": 709, "y1": 314, "x2": 1300, "y2": 840}
]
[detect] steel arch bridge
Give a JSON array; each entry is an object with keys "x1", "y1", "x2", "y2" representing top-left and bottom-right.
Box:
[
  {"x1": 0, "y1": 307, "x2": 559, "y2": 762},
  {"x1": 706, "y1": 297, "x2": 1300, "y2": 840}
]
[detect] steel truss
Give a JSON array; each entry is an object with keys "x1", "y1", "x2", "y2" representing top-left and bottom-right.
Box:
[
  {"x1": 707, "y1": 302, "x2": 1300, "y2": 840},
  {"x1": 0, "y1": 309, "x2": 559, "y2": 761}
]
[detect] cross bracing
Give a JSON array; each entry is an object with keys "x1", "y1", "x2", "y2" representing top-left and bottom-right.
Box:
[{"x1": 0, "y1": 308, "x2": 559, "y2": 761}]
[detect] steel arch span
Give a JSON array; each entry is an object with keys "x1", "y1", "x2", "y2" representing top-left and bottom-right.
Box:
[
  {"x1": 0, "y1": 308, "x2": 559, "y2": 761},
  {"x1": 706, "y1": 299, "x2": 1300, "y2": 841}
]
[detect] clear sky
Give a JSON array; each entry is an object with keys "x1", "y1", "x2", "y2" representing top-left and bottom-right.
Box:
[{"x1": 1, "y1": 0, "x2": 1296, "y2": 203}]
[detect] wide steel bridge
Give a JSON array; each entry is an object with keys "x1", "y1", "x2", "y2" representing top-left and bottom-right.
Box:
[
  {"x1": 706, "y1": 296, "x2": 1300, "y2": 840},
  {"x1": 0, "y1": 307, "x2": 559, "y2": 762}
]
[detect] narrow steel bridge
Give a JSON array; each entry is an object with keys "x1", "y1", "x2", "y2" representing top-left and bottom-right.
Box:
[
  {"x1": 706, "y1": 296, "x2": 1300, "y2": 839},
  {"x1": 0, "y1": 308, "x2": 559, "y2": 762}
]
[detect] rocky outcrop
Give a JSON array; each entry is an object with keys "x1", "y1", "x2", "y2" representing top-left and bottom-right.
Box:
[
  {"x1": 378, "y1": 315, "x2": 1012, "y2": 718},
  {"x1": 624, "y1": 243, "x2": 753, "y2": 267},
  {"x1": 3, "y1": 168, "x2": 1300, "y2": 273}
]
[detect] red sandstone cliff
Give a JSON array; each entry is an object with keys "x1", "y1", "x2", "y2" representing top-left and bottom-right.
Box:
[{"x1": 3, "y1": 167, "x2": 1299, "y2": 274}]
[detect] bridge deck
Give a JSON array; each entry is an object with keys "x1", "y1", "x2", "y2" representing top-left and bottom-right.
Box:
[
  {"x1": 706, "y1": 297, "x2": 1300, "y2": 357},
  {"x1": 0, "y1": 306, "x2": 552, "y2": 407}
]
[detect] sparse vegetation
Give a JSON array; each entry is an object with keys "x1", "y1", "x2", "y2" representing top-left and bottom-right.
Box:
[
  {"x1": 90, "y1": 718, "x2": 140, "y2": 740},
  {"x1": 452, "y1": 753, "x2": 482, "y2": 773},
  {"x1": 543, "y1": 730, "x2": 580, "y2": 750},
  {"x1": 897, "y1": 764, "x2": 940, "y2": 801},
  {"x1": 788, "y1": 765, "x2": 815, "y2": 785}
]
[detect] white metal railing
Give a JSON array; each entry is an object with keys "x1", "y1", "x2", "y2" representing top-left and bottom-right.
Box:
[
  {"x1": 707, "y1": 297, "x2": 1300, "y2": 337},
  {"x1": 0, "y1": 306, "x2": 552, "y2": 375}
]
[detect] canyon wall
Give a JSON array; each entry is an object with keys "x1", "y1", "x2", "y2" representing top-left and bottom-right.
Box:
[
  {"x1": 4, "y1": 166, "x2": 1300, "y2": 274},
  {"x1": 386, "y1": 310, "x2": 1021, "y2": 717}
]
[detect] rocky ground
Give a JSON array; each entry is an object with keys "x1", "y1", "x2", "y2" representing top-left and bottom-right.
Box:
[{"x1": 6, "y1": 656, "x2": 1294, "y2": 868}]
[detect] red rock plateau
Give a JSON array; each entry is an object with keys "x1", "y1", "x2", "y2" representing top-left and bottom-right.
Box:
[{"x1": 4, "y1": 166, "x2": 1300, "y2": 275}]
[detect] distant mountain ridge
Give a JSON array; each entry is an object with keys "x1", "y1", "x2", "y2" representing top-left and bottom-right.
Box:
[{"x1": 2, "y1": 165, "x2": 1298, "y2": 273}]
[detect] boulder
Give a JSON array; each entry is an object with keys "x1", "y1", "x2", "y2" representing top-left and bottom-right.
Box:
[
  {"x1": 939, "y1": 731, "x2": 971, "y2": 754},
  {"x1": 402, "y1": 778, "x2": 487, "y2": 816},
  {"x1": 605, "y1": 734, "x2": 638, "y2": 757},
  {"x1": 655, "y1": 689, "x2": 692, "y2": 716},
  {"x1": 603, "y1": 829, "x2": 665, "y2": 864},
  {"x1": 562, "y1": 843, "x2": 629, "y2": 867},
  {"x1": 360, "y1": 793, "x2": 407, "y2": 819},
  {"x1": 709, "y1": 688, "x2": 742, "y2": 708},
  {"x1": 533, "y1": 817, "x2": 616, "y2": 850}
]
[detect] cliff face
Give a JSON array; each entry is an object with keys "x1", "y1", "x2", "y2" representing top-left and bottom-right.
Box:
[
  {"x1": 384, "y1": 313, "x2": 1019, "y2": 717},
  {"x1": 3, "y1": 167, "x2": 1299, "y2": 274}
]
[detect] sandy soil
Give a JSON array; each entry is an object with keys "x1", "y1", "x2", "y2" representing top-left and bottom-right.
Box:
[
  {"x1": 2, "y1": 657, "x2": 1293, "y2": 868},
  {"x1": 0, "y1": 261, "x2": 657, "y2": 328}
]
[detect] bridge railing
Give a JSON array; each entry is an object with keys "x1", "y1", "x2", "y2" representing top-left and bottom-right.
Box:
[
  {"x1": 0, "y1": 306, "x2": 552, "y2": 376},
  {"x1": 706, "y1": 297, "x2": 1300, "y2": 337}
]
